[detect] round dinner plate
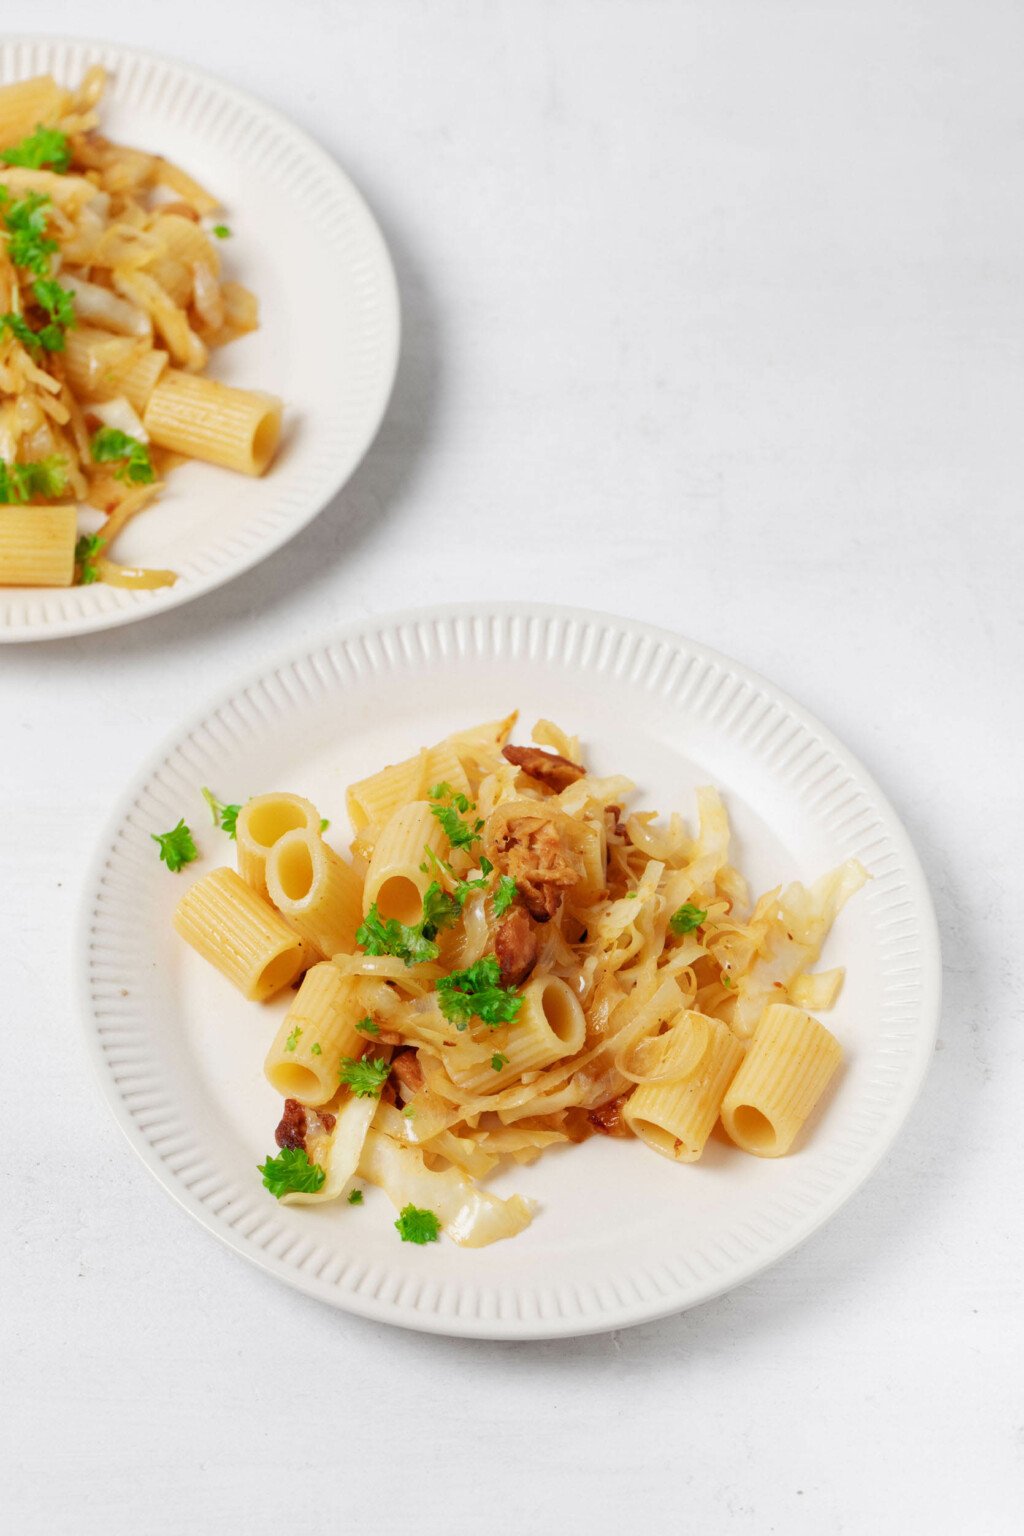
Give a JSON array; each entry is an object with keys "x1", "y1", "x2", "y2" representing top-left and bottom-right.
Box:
[
  {"x1": 78, "y1": 605, "x2": 941, "y2": 1338},
  {"x1": 0, "y1": 36, "x2": 399, "y2": 642}
]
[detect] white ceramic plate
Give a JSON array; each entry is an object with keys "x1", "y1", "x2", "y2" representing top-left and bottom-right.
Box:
[
  {"x1": 78, "y1": 605, "x2": 940, "y2": 1338},
  {"x1": 0, "y1": 36, "x2": 399, "y2": 642}
]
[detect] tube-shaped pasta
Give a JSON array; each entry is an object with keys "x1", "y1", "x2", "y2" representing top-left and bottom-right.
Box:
[
  {"x1": 235, "y1": 792, "x2": 321, "y2": 901},
  {"x1": 363, "y1": 801, "x2": 448, "y2": 923},
  {"x1": 266, "y1": 828, "x2": 364, "y2": 959},
  {"x1": 143, "y1": 369, "x2": 281, "y2": 474},
  {"x1": 0, "y1": 75, "x2": 70, "y2": 144},
  {"x1": 623, "y1": 1011, "x2": 745, "y2": 1162},
  {"x1": 346, "y1": 742, "x2": 471, "y2": 833},
  {"x1": 264, "y1": 964, "x2": 366, "y2": 1105},
  {"x1": 0, "y1": 506, "x2": 76, "y2": 586},
  {"x1": 444, "y1": 975, "x2": 586, "y2": 1095},
  {"x1": 172, "y1": 866, "x2": 306, "y2": 1001},
  {"x1": 721, "y1": 1003, "x2": 842, "y2": 1157}
]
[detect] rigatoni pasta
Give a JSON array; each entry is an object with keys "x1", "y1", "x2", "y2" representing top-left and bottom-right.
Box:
[
  {"x1": 0, "y1": 66, "x2": 283, "y2": 591},
  {"x1": 172, "y1": 866, "x2": 306, "y2": 1001},
  {"x1": 721, "y1": 1003, "x2": 843, "y2": 1157},
  {"x1": 169, "y1": 714, "x2": 867, "y2": 1247}
]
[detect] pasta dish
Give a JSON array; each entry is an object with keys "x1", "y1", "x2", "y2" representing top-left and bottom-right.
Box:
[
  {"x1": 0, "y1": 68, "x2": 281, "y2": 591},
  {"x1": 170, "y1": 715, "x2": 867, "y2": 1248}
]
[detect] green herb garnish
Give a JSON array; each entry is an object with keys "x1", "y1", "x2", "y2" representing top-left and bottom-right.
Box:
[
  {"x1": 394, "y1": 1204, "x2": 441, "y2": 1244},
  {"x1": 356, "y1": 902, "x2": 439, "y2": 967},
  {"x1": 91, "y1": 426, "x2": 155, "y2": 485},
  {"x1": 492, "y1": 875, "x2": 518, "y2": 917},
  {"x1": 201, "y1": 787, "x2": 241, "y2": 839},
  {"x1": 1, "y1": 189, "x2": 58, "y2": 275},
  {"x1": 212, "y1": 223, "x2": 231, "y2": 238},
  {"x1": 347, "y1": 1188, "x2": 363, "y2": 1205},
  {"x1": 0, "y1": 125, "x2": 71, "y2": 173},
  {"x1": 669, "y1": 903, "x2": 707, "y2": 935},
  {"x1": 258, "y1": 1147, "x2": 325, "y2": 1198},
  {"x1": 0, "y1": 454, "x2": 68, "y2": 503},
  {"x1": 151, "y1": 818, "x2": 198, "y2": 872},
  {"x1": 339, "y1": 1055, "x2": 390, "y2": 1098},
  {"x1": 435, "y1": 955, "x2": 522, "y2": 1030},
  {"x1": 357, "y1": 1017, "x2": 380, "y2": 1036},
  {"x1": 74, "y1": 532, "x2": 104, "y2": 585},
  {"x1": 491, "y1": 1052, "x2": 509, "y2": 1071},
  {"x1": 285, "y1": 1027, "x2": 302, "y2": 1052},
  {"x1": 428, "y1": 781, "x2": 484, "y2": 850}
]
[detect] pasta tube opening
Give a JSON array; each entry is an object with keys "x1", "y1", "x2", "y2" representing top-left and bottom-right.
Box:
[
  {"x1": 268, "y1": 1061, "x2": 322, "y2": 1102},
  {"x1": 374, "y1": 875, "x2": 423, "y2": 926},
  {"x1": 726, "y1": 1104, "x2": 777, "y2": 1154}
]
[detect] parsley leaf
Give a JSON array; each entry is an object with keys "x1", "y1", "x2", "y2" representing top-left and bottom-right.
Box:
[
  {"x1": 1, "y1": 189, "x2": 58, "y2": 275},
  {"x1": 0, "y1": 455, "x2": 68, "y2": 503},
  {"x1": 347, "y1": 1188, "x2": 363, "y2": 1204},
  {"x1": 339, "y1": 1055, "x2": 390, "y2": 1098},
  {"x1": 91, "y1": 426, "x2": 155, "y2": 485},
  {"x1": 151, "y1": 818, "x2": 197, "y2": 872},
  {"x1": 310, "y1": 1042, "x2": 322, "y2": 1056},
  {"x1": 491, "y1": 1052, "x2": 509, "y2": 1071},
  {"x1": 435, "y1": 955, "x2": 522, "y2": 1030},
  {"x1": 285, "y1": 1026, "x2": 302, "y2": 1052},
  {"x1": 212, "y1": 223, "x2": 231, "y2": 238},
  {"x1": 420, "y1": 880, "x2": 463, "y2": 938},
  {"x1": 492, "y1": 875, "x2": 518, "y2": 917},
  {"x1": 0, "y1": 125, "x2": 71, "y2": 173},
  {"x1": 428, "y1": 782, "x2": 484, "y2": 850},
  {"x1": 356, "y1": 902, "x2": 439, "y2": 967},
  {"x1": 356, "y1": 1016, "x2": 380, "y2": 1036},
  {"x1": 258, "y1": 1146, "x2": 325, "y2": 1199},
  {"x1": 669, "y1": 903, "x2": 707, "y2": 935},
  {"x1": 74, "y1": 532, "x2": 104, "y2": 585},
  {"x1": 320, "y1": 818, "x2": 330, "y2": 832},
  {"x1": 394, "y1": 1204, "x2": 441, "y2": 1244},
  {"x1": 201, "y1": 787, "x2": 241, "y2": 838}
]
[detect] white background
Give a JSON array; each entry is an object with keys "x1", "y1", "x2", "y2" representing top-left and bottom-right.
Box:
[{"x1": 2, "y1": 2, "x2": 1021, "y2": 1531}]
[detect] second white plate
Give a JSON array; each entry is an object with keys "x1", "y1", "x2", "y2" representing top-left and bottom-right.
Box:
[
  {"x1": 0, "y1": 36, "x2": 399, "y2": 641},
  {"x1": 78, "y1": 604, "x2": 940, "y2": 1337}
]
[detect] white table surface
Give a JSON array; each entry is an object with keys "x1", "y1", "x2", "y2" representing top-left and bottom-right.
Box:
[{"x1": 3, "y1": 2, "x2": 1021, "y2": 1531}]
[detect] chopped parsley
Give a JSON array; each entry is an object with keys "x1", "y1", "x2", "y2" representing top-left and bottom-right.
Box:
[
  {"x1": 0, "y1": 189, "x2": 58, "y2": 275},
  {"x1": 0, "y1": 277, "x2": 76, "y2": 352},
  {"x1": 491, "y1": 1052, "x2": 509, "y2": 1071},
  {"x1": 428, "y1": 781, "x2": 484, "y2": 850},
  {"x1": 402, "y1": 1105, "x2": 416, "y2": 1119},
  {"x1": 356, "y1": 902, "x2": 439, "y2": 967},
  {"x1": 74, "y1": 532, "x2": 104, "y2": 585},
  {"x1": 151, "y1": 818, "x2": 198, "y2": 872},
  {"x1": 435, "y1": 955, "x2": 522, "y2": 1030},
  {"x1": 0, "y1": 312, "x2": 38, "y2": 350},
  {"x1": 339, "y1": 1055, "x2": 390, "y2": 1098},
  {"x1": 201, "y1": 787, "x2": 241, "y2": 838},
  {"x1": 492, "y1": 875, "x2": 518, "y2": 917},
  {"x1": 347, "y1": 1188, "x2": 363, "y2": 1205},
  {"x1": 319, "y1": 818, "x2": 330, "y2": 832},
  {"x1": 420, "y1": 880, "x2": 464, "y2": 938},
  {"x1": 0, "y1": 125, "x2": 71, "y2": 173},
  {"x1": 722, "y1": 974, "x2": 734, "y2": 989},
  {"x1": 394, "y1": 1204, "x2": 441, "y2": 1244},
  {"x1": 258, "y1": 1146, "x2": 325, "y2": 1198},
  {"x1": 669, "y1": 903, "x2": 707, "y2": 935},
  {"x1": 0, "y1": 454, "x2": 68, "y2": 503},
  {"x1": 356, "y1": 1016, "x2": 380, "y2": 1036},
  {"x1": 91, "y1": 427, "x2": 155, "y2": 485},
  {"x1": 212, "y1": 223, "x2": 231, "y2": 238},
  {"x1": 310, "y1": 1042, "x2": 322, "y2": 1056},
  {"x1": 285, "y1": 1026, "x2": 302, "y2": 1052}
]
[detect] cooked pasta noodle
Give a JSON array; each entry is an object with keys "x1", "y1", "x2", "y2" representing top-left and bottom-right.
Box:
[
  {"x1": 0, "y1": 67, "x2": 282, "y2": 590},
  {"x1": 721, "y1": 1003, "x2": 843, "y2": 1157},
  {"x1": 172, "y1": 715, "x2": 866, "y2": 1246},
  {"x1": 172, "y1": 866, "x2": 306, "y2": 1001}
]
